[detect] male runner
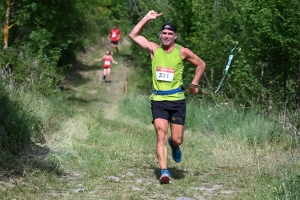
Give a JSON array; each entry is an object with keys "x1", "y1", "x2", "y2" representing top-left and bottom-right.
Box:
[
  {"x1": 108, "y1": 25, "x2": 121, "y2": 53},
  {"x1": 129, "y1": 10, "x2": 206, "y2": 184}
]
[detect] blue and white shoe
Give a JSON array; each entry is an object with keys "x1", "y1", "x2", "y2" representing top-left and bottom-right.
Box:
[
  {"x1": 168, "y1": 137, "x2": 182, "y2": 163},
  {"x1": 160, "y1": 169, "x2": 171, "y2": 184}
]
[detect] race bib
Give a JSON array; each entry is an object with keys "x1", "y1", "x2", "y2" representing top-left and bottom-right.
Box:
[
  {"x1": 105, "y1": 61, "x2": 111, "y2": 65},
  {"x1": 156, "y1": 67, "x2": 174, "y2": 82},
  {"x1": 112, "y1": 33, "x2": 117, "y2": 38}
]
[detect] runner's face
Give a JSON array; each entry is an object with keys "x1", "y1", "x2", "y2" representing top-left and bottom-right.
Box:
[{"x1": 160, "y1": 30, "x2": 177, "y2": 46}]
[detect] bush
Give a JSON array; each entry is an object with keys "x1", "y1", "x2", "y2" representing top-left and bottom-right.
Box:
[{"x1": 0, "y1": 79, "x2": 42, "y2": 154}]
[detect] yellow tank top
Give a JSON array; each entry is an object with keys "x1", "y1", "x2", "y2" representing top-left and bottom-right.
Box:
[{"x1": 150, "y1": 44, "x2": 185, "y2": 101}]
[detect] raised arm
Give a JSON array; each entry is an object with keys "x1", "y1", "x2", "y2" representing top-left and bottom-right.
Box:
[
  {"x1": 94, "y1": 55, "x2": 105, "y2": 62},
  {"x1": 129, "y1": 10, "x2": 162, "y2": 54},
  {"x1": 181, "y1": 47, "x2": 206, "y2": 94}
]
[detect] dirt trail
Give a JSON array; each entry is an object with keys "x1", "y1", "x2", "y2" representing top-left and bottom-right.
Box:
[
  {"x1": 100, "y1": 64, "x2": 130, "y2": 120},
  {"x1": 75, "y1": 40, "x2": 131, "y2": 120}
]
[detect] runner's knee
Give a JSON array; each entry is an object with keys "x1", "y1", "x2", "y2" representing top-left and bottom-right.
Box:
[{"x1": 171, "y1": 136, "x2": 183, "y2": 146}]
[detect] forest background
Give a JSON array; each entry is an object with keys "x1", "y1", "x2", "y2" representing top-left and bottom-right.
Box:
[{"x1": 0, "y1": 0, "x2": 300, "y2": 198}]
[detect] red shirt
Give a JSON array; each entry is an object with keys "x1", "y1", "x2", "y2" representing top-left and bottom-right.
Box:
[
  {"x1": 103, "y1": 55, "x2": 112, "y2": 68},
  {"x1": 110, "y1": 29, "x2": 121, "y2": 42}
]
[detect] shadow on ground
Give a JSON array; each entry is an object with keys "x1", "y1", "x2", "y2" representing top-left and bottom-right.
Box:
[
  {"x1": 60, "y1": 62, "x2": 94, "y2": 89},
  {"x1": 153, "y1": 167, "x2": 187, "y2": 180},
  {"x1": 0, "y1": 141, "x2": 63, "y2": 183}
]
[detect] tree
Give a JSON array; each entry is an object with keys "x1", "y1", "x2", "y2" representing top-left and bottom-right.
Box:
[{"x1": 3, "y1": 0, "x2": 18, "y2": 48}]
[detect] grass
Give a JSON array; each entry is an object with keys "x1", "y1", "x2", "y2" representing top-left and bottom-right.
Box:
[
  {"x1": 118, "y1": 95, "x2": 300, "y2": 199},
  {"x1": 1, "y1": 42, "x2": 299, "y2": 199}
]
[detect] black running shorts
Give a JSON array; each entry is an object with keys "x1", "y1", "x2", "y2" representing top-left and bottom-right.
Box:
[
  {"x1": 111, "y1": 41, "x2": 118, "y2": 45},
  {"x1": 151, "y1": 100, "x2": 186, "y2": 125}
]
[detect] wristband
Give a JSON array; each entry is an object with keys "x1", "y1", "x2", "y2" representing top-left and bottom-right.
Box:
[{"x1": 190, "y1": 83, "x2": 198, "y2": 88}]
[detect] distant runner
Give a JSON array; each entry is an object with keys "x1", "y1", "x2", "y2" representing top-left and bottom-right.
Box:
[
  {"x1": 108, "y1": 25, "x2": 121, "y2": 53},
  {"x1": 129, "y1": 10, "x2": 206, "y2": 184},
  {"x1": 94, "y1": 50, "x2": 118, "y2": 83}
]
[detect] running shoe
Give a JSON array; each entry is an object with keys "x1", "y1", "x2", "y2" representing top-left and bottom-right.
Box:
[
  {"x1": 160, "y1": 169, "x2": 171, "y2": 184},
  {"x1": 168, "y1": 137, "x2": 182, "y2": 163}
]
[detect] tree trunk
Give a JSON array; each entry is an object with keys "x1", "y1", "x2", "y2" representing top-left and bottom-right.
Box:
[{"x1": 4, "y1": 0, "x2": 15, "y2": 49}]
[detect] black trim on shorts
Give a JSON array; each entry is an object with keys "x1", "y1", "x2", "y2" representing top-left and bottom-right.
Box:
[{"x1": 151, "y1": 99, "x2": 186, "y2": 125}]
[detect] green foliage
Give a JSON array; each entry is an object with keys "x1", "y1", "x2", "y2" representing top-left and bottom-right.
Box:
[
  {"x1": 252, "y1": 168, "x2": 300, "y2": 199},
  {"x1": 0, "y1": 76, "x2": 69, "y2": 154},
  {"x1": 126, "y1": 0, "x2": 300, "y2": 121},
  {"x1": 45, "y1": 154, "x2": 64, "y2": 174},
  {"x1": 119, "y1": 95, "x2": 151, "y2": 125},
  {"x1": 0, "y1": 45, "x2": 63, "y2": 96},
  {"x1": 0, "y1": 79, "x2": 42, "y2": 154},
  {"x1": 272, "y1": 173, "x2": 300, "y2": 199},
  {"x1": 119, "y1": 95, "x2": 297, "y2": 149},
  {"x1": 233, "y1": 0, "x2": 300, "y2": 110}
]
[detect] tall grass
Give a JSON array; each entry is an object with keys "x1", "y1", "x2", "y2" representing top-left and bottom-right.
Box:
[
  {"x1": 0, "y1": 79, "x2": 69, "y2": 154},
  {"x1": 120, "y1": 95, "x2": 298, "y2": 149},
  {"x1": 186, "y1": 101, "x2": 297, "y2": 149},
  {"x1": 119, "y1": 95, "x2": 151, "y2": 125},
  {"x1": 0, "y1": 81, "x2": 39, "y2": 153},
  {"x1": 119, "y1": 95, "x2": 300, "y2": 199}
]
